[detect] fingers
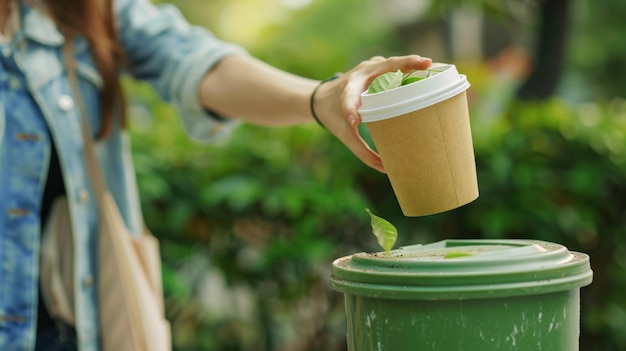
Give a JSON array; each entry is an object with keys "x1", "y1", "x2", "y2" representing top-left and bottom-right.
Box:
[
  {"x1": 326, "y1": 54, "x2": 432, "y2": 172},
  {"x1": 357, "y1": 55, "x2": 433, "y2": 87},
  {"x1": 341, "y1": 124, "x2": 386, "y2": 173},
  {"x1": 341, "y1": 55, "x2": 432, "y2": 126},
  {"x1": 366, "y1": 55, "x2": 433, "y2": 81}
]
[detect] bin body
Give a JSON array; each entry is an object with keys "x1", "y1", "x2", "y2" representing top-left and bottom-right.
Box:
[
  {"x1": 345, "y1": 291, "x2": 579, "y2": 351},
  {"x1": 331, "y1": 239, "x2": 593, "y2": 351}
]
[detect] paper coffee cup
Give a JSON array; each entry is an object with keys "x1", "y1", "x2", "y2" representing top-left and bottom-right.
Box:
[{"x1": 359, "y1": 64, "x2": 478, "y2": 216}]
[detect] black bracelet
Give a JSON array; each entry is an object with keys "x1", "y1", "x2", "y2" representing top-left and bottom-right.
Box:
[{"x1": 310, "y1": 73, "x2": 342, "y2": 129}]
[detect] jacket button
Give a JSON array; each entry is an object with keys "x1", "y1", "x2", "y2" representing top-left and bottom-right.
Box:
[
  {"x1": 58, "y1": 95, "x2": 75, "y2": 111},
  {"x1": 78, "y1": 189, "x2": 89, "y2": 203}
]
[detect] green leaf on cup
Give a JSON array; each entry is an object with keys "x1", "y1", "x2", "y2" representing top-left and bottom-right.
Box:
[
  {"x1": 443, "y1": 251, "x2": 474, "y2": 259},
  {"x1": 365, "y1": 208, "x2": 397, "y2": 254},
  {"x1": 368, "y1": 70, "x2": 403, "y2": 94},
  {"x1": 400, "y1": 76, "x2": 424, "y2": 85},
  {"x1": 367, "y1": 68, "x2": 444, "y2": 94}
]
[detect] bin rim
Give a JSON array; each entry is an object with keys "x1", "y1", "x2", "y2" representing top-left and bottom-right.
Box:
[{"x1": 330, "y1": 239, "x2": 593, "y2": 300}]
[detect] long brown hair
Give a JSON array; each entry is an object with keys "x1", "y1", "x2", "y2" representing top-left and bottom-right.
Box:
[{"x1": 43, "y1": 0, "x2": 125, "y2": 139}]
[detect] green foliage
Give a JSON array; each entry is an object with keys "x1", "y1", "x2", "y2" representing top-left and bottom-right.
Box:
[
  {"x1": 128, "y1": 75, "x2": 626, "y2": 350},
  {"x1": 568, "y1": 0, "x2": 626, "y2": 98},
  {"x1": 126, "y1": 76, "x2": 381, "y2": 350},
  {"x1": 250, "y1": 0, "x2": 398, "y2": 79},
  {"x1": 130, "y1": 1, "x2": 626, "y2": 350}
]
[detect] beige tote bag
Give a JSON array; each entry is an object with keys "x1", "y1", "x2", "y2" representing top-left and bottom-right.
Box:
[
  {"x1": 39, "y1": 37, "x2": 172, "y2": 351},
  {"x1": 40, "y1": 196, "x2": 76, "y2": 326}
]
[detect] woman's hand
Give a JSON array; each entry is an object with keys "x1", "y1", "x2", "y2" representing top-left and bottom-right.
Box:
[{"x1": 311, "y1": 55, "x2": 432, "y2": 173}]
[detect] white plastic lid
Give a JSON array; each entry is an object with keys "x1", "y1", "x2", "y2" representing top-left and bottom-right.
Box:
[{"x1": 359, "y1": 64, "x2": 470, "y2": 122}]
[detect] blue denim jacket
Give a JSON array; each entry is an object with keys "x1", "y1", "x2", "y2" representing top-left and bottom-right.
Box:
[{"x1": 0, "y1": 0, "x2": 245, "y2": 349}]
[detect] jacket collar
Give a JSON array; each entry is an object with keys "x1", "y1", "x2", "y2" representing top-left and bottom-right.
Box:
[{"x1": 21, "y1": 1, "x2": 64, "y2": 46}]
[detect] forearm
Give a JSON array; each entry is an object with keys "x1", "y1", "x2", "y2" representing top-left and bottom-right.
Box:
[
  {"x1": 198, "y1": 53, "x2": 431, "y2": 173},
  {"x1": 198, "y1": 55, "x2": 318, "y2": 126}
]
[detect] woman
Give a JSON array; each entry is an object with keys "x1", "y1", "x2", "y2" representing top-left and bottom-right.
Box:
[{"x1": 0, "y1": 0, "x2": 432, "y2": 349}]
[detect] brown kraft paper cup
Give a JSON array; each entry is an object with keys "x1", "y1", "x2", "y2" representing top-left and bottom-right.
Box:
[
  {"x1": 360, "y1": 64, "x2": 478, "y2": 216},
  {"x1": 367, "y1": 92, "x2": 478, "y2": 216}
]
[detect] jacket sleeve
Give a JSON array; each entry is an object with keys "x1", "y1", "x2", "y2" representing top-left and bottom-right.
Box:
[{"x1": 114, "y1": 0, "x2": 248, "y2": 141}]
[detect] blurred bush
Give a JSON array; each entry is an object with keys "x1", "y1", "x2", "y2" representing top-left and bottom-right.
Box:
[
  {"x1": 126, "y1": 1, "x2": 626, "y2": 350},
  {"x1": 128, "y1": 77, "x2": 379, "y2": 350},
  {"x1": 128, "y1": 79, "x2": 626, "y2": 350}
]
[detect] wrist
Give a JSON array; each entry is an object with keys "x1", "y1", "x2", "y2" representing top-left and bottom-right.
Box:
[{"x1": 310, "y1": 73, "x2": 342, "y2": 129}]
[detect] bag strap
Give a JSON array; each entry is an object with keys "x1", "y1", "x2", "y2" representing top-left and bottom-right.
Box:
[{"x1": 62, "y1": 36, "x2": 110, "y2": 204}]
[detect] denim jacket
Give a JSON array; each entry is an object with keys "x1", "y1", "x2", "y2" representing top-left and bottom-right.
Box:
[{"x1": 0, "y1": 0, "x2": 245, "y2": 349}]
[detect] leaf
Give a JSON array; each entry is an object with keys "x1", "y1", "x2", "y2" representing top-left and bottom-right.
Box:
[
  {"x1": 365, "y1": 208, "x2": 397, "y2": 254},
  {"x1": 401, "y1": 68, "x2": 442, "y2": 86},
  {"x1": 367, "y1": 70, "x2": 403, "y2": 94},
  {"x1": 368, "y1": 68, "x2": 444, "y2": 93},
  {"x1": 401, "y1": 76, "x2": 424, "y2": 86},
  {"x1": 443, "y1": 252, "x2": 474, "y2": 259}
]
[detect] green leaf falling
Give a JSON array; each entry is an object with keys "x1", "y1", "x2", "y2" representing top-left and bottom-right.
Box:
[{"x1": 365, "y1": 208, "x2": 398, "y2": 254}]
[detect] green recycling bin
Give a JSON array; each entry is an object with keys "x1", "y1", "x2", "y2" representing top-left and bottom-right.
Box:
[{"x1": 330, "y1": 239, "x2": 593, "y2": 351}]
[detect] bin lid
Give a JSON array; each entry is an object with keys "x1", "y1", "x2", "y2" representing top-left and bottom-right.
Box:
[{"x1": 330, "y1": 239, "x2": 593, "y2": 300}]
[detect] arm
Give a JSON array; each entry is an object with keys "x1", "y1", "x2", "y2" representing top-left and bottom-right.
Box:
[
  {"x1": 115, "y1": 0, "x2": 248, "y2": 140},
  {"x1": 199, "y1": 55, "x2": 433, "y2": 172},
  {"x1": 114, "y1": 0, "x2": 431, "y2": 171}
]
